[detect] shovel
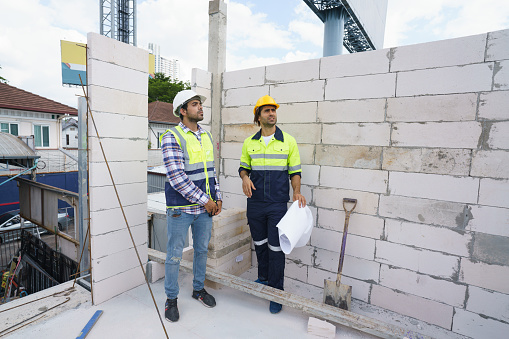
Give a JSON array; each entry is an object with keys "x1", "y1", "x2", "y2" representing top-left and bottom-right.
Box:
[{"x1": 323, "y1": 198, "x2": 357, "y2": 310}]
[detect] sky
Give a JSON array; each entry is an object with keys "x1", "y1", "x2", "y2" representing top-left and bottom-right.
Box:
[{"x1": 0, "y1": 0, "x2": 508, "y2": 108}]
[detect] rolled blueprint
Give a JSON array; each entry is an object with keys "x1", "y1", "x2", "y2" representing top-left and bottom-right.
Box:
[{"x1": 276, "y1": 201, "x2": 314, "y2": 254}]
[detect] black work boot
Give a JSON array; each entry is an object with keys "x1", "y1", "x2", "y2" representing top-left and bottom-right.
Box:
[{"x1": 165, "y1": 298, "x2": 179, "y2": 322}]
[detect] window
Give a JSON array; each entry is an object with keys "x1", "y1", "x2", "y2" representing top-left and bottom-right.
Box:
[
  {"x1": 1, "y1": 122, "x2": 19, "y2": 136},
  {"x1": 34, "y1": 125, "x2": 50, "y2": 147},
  {"x1": 157, "y1": 132, "x2": 163, "y2": 149}
]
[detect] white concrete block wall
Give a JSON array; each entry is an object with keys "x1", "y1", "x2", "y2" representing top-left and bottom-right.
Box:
[
  {"x1": 87, "y1": 33, "x2": 148, "y2": 304},
  {"x1": 218, "y1": 29, "x2": 509, "y2": 338}
]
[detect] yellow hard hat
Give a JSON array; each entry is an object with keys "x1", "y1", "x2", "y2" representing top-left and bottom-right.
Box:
[{"x1": 253, "y1": 95, "x2": 279, "y2": 115}]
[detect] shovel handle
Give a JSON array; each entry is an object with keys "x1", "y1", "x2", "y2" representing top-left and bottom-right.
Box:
[{"x1": 336, "y1": 198, "x2": 357, "y2": 283}]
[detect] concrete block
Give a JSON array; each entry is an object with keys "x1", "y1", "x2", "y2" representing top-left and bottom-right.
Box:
[
  {"x1": 389, "y1": 172, "x2": 479, "y2": 204},
  {"x1": 88, "y1": 85, "x2": 148, "y2": 117},
  {"x1": 301, "y1": 164, "x2": 320, "y2": 186},
  {"x1": 318, "y1": 99, "x2": 385, "y2": 123},
  {"x1": 298, "y1": 144, "x2": 315, "y2": 165},
  {"x1": 88, "y1": 137, "x2": 147, "y2": 163},
  {"x1": 146, "y1": 260, "x2": 165, "y2": 283},
  {"x1": 317, "y1": 208, "x2": 384, "y2": 239},
  {"x1": 325, "y1": 73, "x2": 396, "y2": 100},
  {"x1": 285, "y1": 258, "x2": 308, "y2": 282},
  {"x1": 494, "y1": 60, "x2": 509, "y2": 91},
  {"x1": 89, "y1": 161, "x2": 147, "y2": 187},
  {"x1": 479, "y1": 178, "x2": 509, "y2": 208},
  {"x1": 375, "y1": 240, "x2": 459, "y2": 279},
  {"x1": 459, "y1": 259, "x2": 509, "y2": 294},
  {"x1": 314, "y1": 249, "x2": 380, "y2": 282},
  {"x1": 391, "y1": 122, "x2": 482, "y2": 148},
  {"x1": 269, "y1": 80, "x2": 325, "y2": 103},
  {"x1": 89, "y1": 182, "x2": 147, "y2": 213},
  {"x1": 91, "y1": 224, "x2": 147, "y2": 259},
  {"x1": 380, "y1": 265, "x2": 467, "y2": 308},
  {"x1": 478, "y1": 90, "x2": 509, "y2": 120},
  {"x1": 277, "y1": 102, "x2": 317, "y2": 124},
  {"x1": 379, "y1": 195, "x2": 468, "y2": 228},
  {"x1": 223, "y1": 124, "x2": 260, "y2": 142},
  {"x1": 307, "y1": 267, "x2": 371, "y2": 302},
  {"x1": 320, "y1": 48, "x2": 390, "y2": 78},
  {"x1": 396, "y1": 63, "x2": 493, "y2": 96},
  {"x1": 313, "y1": 187, "x2": 380, "y2": 215},
  {"x1": 89, "y1": 203, "x2": 147, "y2": 236},
  {"x1": 286, "y1": 245, "x2": 314, "y2": 266},
  {"x1": 212, "y1": 207, "x2": 246, "y2": 228},
  {"x1": 385, "y1": 219, "x2": 471, "y2": 257},
  {"x1": 92, "y1": 244, "x2": 148, "y2": 282},
  {"x1": 487, "y1": 121, "x2": 509, "y2": 149},
  {"x1": 220, "y1": 142, "x2": 243, "y2": 159},
  {"x1": 386, "y1": 93, "x2": 477, "y2": 122},
  {"x1": 218, "y1": 175, "x2": 243, "y2": 196},
  {"x1": 322, "y1": 123, "x2": 390, "y2": 146},
  {"x1": 87, "y1": 32, "x2": 148, "y2": 72},
  {"x1": 391, "y1": 34, "x2": 486, "y2": 72},
  {"x1": 223, "y1": 158, "x2": 240, "y2": 177},
  {"x1": 317, "y1": 229, "x2": 375, "y2": 261},
  {"x1": 191, "y1": 68, "x2": 212, "y2": 88},
  {"x1": 223, "y1": 86, "x2": 269, "y2": 107},
  {"x1": 486, "y1": 29, "x2": 509, "y2": 61},
  {"x1": 471, "y1": 232, "x2": 509, "y2": 266},
  {"x1": 370, "y1": 285, "x2": 453, "y2": 329},
  {"x1": 466, "y1": 286, "x2": 509, "y2": 322},
  {"x1": 87, "y1": 111, "x2": 146, "y2": 139},
  {"x1": 222, "y1": 106, "x2": 252, "y2": 124},
  {"x1": 223, "y1": 66, "x2": 265, "y2": 89},
  {"x1": 266, "y1": 59, "x2": 319, "y2": 83},
  {"x1": 453, "y1": 308, "x2": 509, "y2": 339},
  {"x1": 320, "y1": 166, "x2": 388, "y2": 194},
  {"x1": 382, "y1": 147, "x2": 471, "y2": 176},
  {"x1": 277, "y1": 123, "x2": 321, "y2": 144},
  {"x1": 92, "y1": 265, "x2": 146, "y2": 304},
  {"x1": 221, "y1": 192, "x2": 247, "y2": 210},
  {"x1": 316, "y1": 145, "x2": 381, "y2": 170},
  {"x1": 88, "y1": 59, "x2": 148, "y2": 95},
  {"x1": 468, "y1": 205, "x2": 509, "y2": 237},
  {"x1": 471, "y1": 150, "x2": 509, "y2": 179}
]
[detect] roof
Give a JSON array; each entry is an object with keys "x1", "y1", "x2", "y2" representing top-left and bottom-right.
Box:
[
  {"x1": 0, "y1": 132, "x2": 39, "y2": 167},
  {"x1": 0, "y1": 82, "x2": 78, "y2": 116},
  {"x1": 148, "y1": 100, "x2": 179, "y2": 125},
  {"x1": 62, "y1": 117, "x2": 78, "y2": 130}
]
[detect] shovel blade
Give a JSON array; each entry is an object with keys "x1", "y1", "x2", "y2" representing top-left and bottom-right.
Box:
[{"x1": 323, "y1": 279, "x2": 352, "y2": 310}]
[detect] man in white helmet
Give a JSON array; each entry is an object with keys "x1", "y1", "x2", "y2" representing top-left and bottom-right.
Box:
[{"x1": 160, "y1": 89, "x2": 222, "y2": 322}]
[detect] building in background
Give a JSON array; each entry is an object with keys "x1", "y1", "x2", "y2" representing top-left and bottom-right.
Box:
[
  {"x1": 148, "y1": 43, "x2": 181, "y2": 80},
  {"x1": 61, "y1": 117, "x2": 78, "y2": 149}
]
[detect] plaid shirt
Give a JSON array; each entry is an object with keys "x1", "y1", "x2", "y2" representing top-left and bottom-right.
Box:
[{"x1": 161, "y1": 122, "x2": 222, "y2": 214}]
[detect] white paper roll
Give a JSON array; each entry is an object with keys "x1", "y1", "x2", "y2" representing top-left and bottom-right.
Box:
[{"x1": 276, "y1": 201, "x2": 314, "y2": 254}]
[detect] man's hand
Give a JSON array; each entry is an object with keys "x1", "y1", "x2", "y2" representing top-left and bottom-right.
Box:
[
  {"x1": 215, "y1": 200, "x2": 222, "y2": 216},
  {"x1": 205, "y1": 198, "x2": 218, "y2": 215},
  {"x1": 242, "y1": 175, "x2": 256, "y2": 198},
  {"x1": 293, "y1": 192, "x2": 307, "y2": 208}
]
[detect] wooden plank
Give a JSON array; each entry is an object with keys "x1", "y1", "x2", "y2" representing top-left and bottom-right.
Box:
[{"x1": 148, "y1": 248, "x2": 430, "y2": 339}]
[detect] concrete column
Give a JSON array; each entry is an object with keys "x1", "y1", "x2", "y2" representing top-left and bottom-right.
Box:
[{"x1": 208, "y1": 0, "x2": 227, "y2": 170}]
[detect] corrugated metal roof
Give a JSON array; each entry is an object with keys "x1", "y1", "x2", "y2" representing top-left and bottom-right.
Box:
[{"x1": 0, "y1": 132, "x2": 38, "y2": 159}]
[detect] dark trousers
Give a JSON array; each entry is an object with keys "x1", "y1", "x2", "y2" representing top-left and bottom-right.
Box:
[{"x1": 246, "y1": 200, "x2": 287, "y2": 291}]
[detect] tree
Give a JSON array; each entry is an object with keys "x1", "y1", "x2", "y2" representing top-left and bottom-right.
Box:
[
  {"x1": 0, "y1": 65, "x2": 7, "y2": 84},
  {"x1": 148, "y1": 73, "x2": 190, "y2": 103}
]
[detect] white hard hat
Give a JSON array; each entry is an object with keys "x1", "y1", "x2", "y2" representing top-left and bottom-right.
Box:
[{"x1": 172, "y1": 90, "x2": 207, "y2": 117}]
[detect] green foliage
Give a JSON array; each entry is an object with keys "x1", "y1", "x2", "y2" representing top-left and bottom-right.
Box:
[
  {"x1": 0, "y1": 65, "x2": 7, "y2": 84},
  {"x1": 148, "y1": 73, "x2": 190, "y2": 103}
]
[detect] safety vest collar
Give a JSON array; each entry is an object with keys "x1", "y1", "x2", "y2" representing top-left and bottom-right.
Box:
[{"x1": 251, "y1": 126, "x2": 284, "y2": 143}]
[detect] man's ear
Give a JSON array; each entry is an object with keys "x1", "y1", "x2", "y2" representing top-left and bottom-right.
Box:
[{"x1": 180, "y1": 107, "x2": 186, "y2": 116}]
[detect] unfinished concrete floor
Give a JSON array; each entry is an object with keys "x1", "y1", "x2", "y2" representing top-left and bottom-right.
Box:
[{"x1": 3, "y1": 268, "x2": 377, "y2": 339}]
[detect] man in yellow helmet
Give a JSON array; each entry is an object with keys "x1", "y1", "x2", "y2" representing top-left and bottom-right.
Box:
[
  {"x1": 160, "y1": 89, "x2": 222, "y2": 322},
  {"x1": 239, "y1": 95, "x2": 306, "y2": 314}
]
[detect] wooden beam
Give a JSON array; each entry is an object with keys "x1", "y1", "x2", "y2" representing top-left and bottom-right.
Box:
[{"x1": 148, "y1": 248, "x2": 430, "y2": 339}]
